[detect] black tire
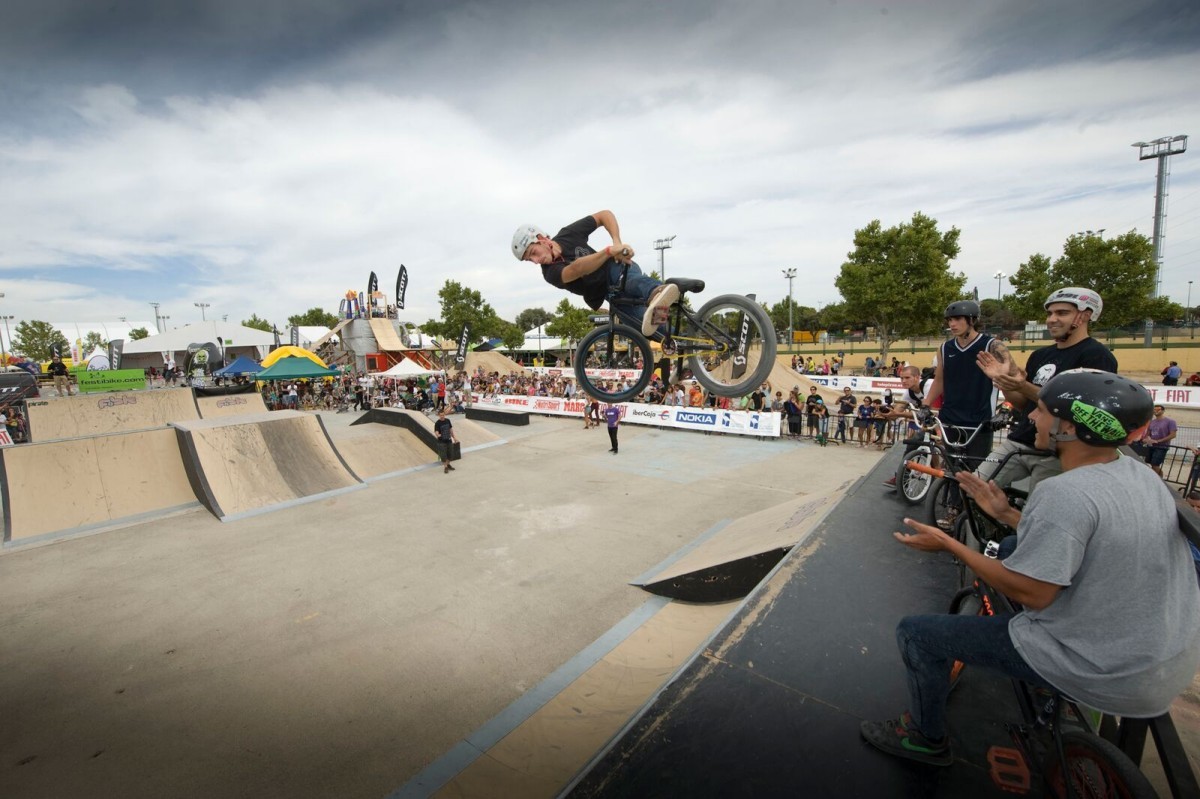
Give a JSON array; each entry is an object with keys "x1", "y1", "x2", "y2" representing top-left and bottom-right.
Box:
[
  {"x1": 928, "y1": 478, "x2": 960, "y2": 529},
  {"x1": 687, "y1": 294, "x2": 777, "y2": 398},
  {"x1": 898, "y1": 445, "x2": 935, "y2": 505},
  {"x1": 573, "y1": 324, "x2": 654, "y2": 403},
  {"x1": 951, "y1": 514, "x2": 976, "y2": 589},
  {"x1": 947, "y1": 586, "x2": 984, "y2": 692},
  {"x1": 1043, "y1": 730, "x2": 1158, "y2": 799}
]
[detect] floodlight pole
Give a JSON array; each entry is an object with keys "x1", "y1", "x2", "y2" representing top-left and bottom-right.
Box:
[
  {"x1": 150, "y1": 302, "x2": 161, "y2": 333},
  {"x1": 782, "y1": 268, "x2": 796, "y2": 345},
  {"x1": 1133, "y1": 135, "x2": 1188, "y2": 346},
  {"x1": 1190, "y1": 280, "x2": 1194, "y2": 340},
  {"x1": 993, "y1": 271, "x2": 1006, "y2": 302},
  {"x1": 194, "y1": 302, "x2": 210, "y2": 321},
  {"x1": 653, "y1": 235, "x2": 676, "y2": 280}
]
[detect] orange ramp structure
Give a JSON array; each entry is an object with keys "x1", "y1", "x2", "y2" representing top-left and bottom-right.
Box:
[
  {"x1": 0, "y1": 427, "x2": 199, "y2": 546},
  {"x1": 171, "y1": 411, "x2": 364, "y2": 522}
]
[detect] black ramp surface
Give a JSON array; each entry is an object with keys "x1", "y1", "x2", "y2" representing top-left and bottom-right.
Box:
[{"x1": 569, "y1": 453, "x2": 1027, "y2": 798}]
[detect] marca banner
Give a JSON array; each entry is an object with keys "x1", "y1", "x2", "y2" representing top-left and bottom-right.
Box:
[
  {"x1": 77, "y1": 368, "x2": 146, "y2": 394},
  {"x1": 455, "y1": 323, "x2": 471, "y2": 365},
  {"x1": 468, "y1": 393, "x2": 780, "y2": 437},
  {"x1": 396, "y1": 264, "x2": 408, "y2": 310},
  {"x1": 108, "y1": 338, "x2": 124, "y2": 370}
]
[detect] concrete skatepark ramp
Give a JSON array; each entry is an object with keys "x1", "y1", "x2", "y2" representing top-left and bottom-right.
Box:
[
  {"x1": 25, "y1": 389, "x2": 201, "y2": 441},
  {"x1": 195, "y1": 391, "x2": 269, "y2": 418},
  {"x1": 631, "y1": 487, "x2": 844, "y2": 602},
  {"x1": 172, "y1": 411, "x2": 364, "y2": 522},
  {"x1": 328, "y1": 422, "x2": 434, "y2": 481},
  {"x1": 0, "y1": 427, "x2": 199, "y2": 545}
]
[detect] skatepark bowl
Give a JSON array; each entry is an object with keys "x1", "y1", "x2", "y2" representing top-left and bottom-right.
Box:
[{"x1": 0, "y1": 385, "x2": 1195, "y2": 798}]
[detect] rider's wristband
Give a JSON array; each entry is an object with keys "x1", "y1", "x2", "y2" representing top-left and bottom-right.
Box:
[{"x1": 605, "y1": 246, "x2": 612, "y2": 257}]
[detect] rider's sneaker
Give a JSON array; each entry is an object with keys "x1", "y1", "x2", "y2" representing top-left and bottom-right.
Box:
[
  {"x1": 642, "y1": 283, "x2": 680, "y2": 336},
  {"x1": 860, "y1": 714, "x2": 952, "y2": 767},
  {"x1": 882, "y1": 475, "x2": 897, "y2": 489}
]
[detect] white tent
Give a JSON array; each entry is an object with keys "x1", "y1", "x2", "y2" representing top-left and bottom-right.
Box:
[{"x1": 373, "y1": 359, "x2": 443, "y2": 378}]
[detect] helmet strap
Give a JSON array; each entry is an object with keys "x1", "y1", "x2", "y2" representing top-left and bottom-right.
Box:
[{"x1": 1049, "y1": 417, "x2": 1077, "y2": 447}]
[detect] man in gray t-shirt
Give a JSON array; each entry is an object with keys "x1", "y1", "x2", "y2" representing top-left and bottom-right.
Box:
[{"x1": 861, "y1": 369, "x2": 1200, "y2": 767}]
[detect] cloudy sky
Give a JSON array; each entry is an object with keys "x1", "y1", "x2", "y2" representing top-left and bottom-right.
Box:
[{"x1": 2, "y1": 0, "x2": 1199, "y2": 341}]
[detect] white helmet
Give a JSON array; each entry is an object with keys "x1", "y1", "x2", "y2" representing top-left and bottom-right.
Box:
[
  {"x1": 1044, "y1": 287, "x2": 1102, "y2": 321},
  {"x1": 511, "y1": 224, "x2": 545, "y2": 261}
]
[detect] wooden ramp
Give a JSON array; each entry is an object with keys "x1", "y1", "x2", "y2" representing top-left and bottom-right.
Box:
[
  {"x1": 195, "y1": 391, "x2": 269, "y2": 418},
  {"x1": 0, "y1": 428, "x2": 199, "y2": 546},
  {"x1": 328, "y1": 423, "x2": 435, "y2": 481},
  {"x1": 631, "y1": 486, "x2": 845, "y2": 602},
  {"x1": 25, "y1": 388, "x2": 200, "y2": 441},
  {"x1": 172, "y1": 411, "x2": 364, "y2": 522}
]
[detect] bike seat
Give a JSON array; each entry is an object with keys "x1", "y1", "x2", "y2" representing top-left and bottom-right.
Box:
[{"x1": 665, "y1": 277, "x2": 705, "y2": 294}]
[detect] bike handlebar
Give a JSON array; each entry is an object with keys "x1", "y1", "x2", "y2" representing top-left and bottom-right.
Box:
[{"x1": 905, "y1": 460, "x2": 946, "y2": 479}]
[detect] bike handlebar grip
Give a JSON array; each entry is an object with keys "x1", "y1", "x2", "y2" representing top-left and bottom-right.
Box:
[{"x1": 905, "y1": 460, "x2": 945, "y2": 479}]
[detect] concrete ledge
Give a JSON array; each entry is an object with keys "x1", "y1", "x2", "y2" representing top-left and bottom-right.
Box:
[{"x1": 465, "y1": 406, "x2": 531, "y2": 426}]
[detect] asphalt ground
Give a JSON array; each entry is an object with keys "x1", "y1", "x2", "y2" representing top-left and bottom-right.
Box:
[{"x1": 0, "y1": 412, "x2": 882, "y2": 799}]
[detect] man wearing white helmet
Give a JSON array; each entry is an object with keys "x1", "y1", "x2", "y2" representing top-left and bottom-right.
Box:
[
  {"x1": 976, "y1": 286, "x2": 1117, "y2": 491},
  {"x1": 512, "y1": 210, "x2": 679, "y2": 337}
]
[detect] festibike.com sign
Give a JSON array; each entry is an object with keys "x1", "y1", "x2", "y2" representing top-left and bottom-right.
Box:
[
  {"x1": 469, "y1": 393, "x2": 780, "y2": 438},
  {"x1": 77, "y1": 369, "x2": 147, "y2": 394}
]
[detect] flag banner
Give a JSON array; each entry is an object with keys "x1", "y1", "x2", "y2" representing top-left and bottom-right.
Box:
[
  {"x1": 368, "y1": 271, "x2": 378, "y2": 310},
  {"x1": 108, "y1": 338, "x2": 125, "y2": 370},
  {"x1": 396, "y1": 264, "x2": 408, "y2": 310},
  {"x1": 455, "y1": 323, "x2": 471, "y2": 365},
  {"x1": 290, "y1": 326, "x2": 299, "y2": 347}
]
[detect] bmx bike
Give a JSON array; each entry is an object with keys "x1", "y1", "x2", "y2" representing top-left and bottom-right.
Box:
[
  {"x1": 895, "y1": 408, "x2": 997, "y2": 506},
  {"x1": 572, "y1": 262, "x2": 776, "y2": 404},
  {"x1": 948, "y1": 557, "x2": 1159, "y2": 798}
]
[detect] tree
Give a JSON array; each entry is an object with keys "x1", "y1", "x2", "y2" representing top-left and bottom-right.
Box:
[
  {"x1": 767, "y1": 297, "x2": 807, "y2": 340},
  {"x1": 515, "y1": 307, "x2": 553, "y2": 334},
  {"x1": 978, "y1": 299, "x2": 1021, "y2": 332},
  {"x1": 11, "y1": 320, "x2": 70, "y2": 361},
  {"x1": 81, "y1": 331, "x2": 107, "y2": 353},
  {"x1": 242, "y1": 314, "x2": 273, "y2": 332},
  {"x1": 287, "y1": 307, "x2": 339, "y2": 328},
  {"x1": 498, "y1": 322, "x2": 526, "y2": 352},
  {"x1": 128, "y1": 327, "x2": 150, "y2": 341},
  {"x1": 422, "y1": 280, "x2": 504, "y2": 342},
  {"x1": 545, "y1": 298, "x2": 594, "y2": 345},
  {"x1": 834, "y1": 212, "x2": 965, "y2": 361},
  {"x1": 1008, "y1": 231, "x2": 1158, "y2": 328}
]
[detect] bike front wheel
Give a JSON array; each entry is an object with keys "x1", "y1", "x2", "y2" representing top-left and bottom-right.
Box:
[
  {"x1": 898, "y1": 446, "x2": 935, "y2": 505},
  {"x1": 1043, "y1": 730, "x2": 1157, "y2": 799},
  {"x1": 687, "y1": 294, "x2": 776, "y2": 398},
  {"x1": 573, "y1": 324, "x2": 653, "y2": 403}
]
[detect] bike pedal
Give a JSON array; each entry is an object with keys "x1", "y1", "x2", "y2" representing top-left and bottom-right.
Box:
[
  {"x1": 651, "y1": 307, "x2": 670, "y2": 325},
  {"x1": 986, "y1": 745, "x2": 1031, "y2": 793}
]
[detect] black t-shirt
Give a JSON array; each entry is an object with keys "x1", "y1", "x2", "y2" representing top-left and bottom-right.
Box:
[
  {"x1": 837, "y1": 394, "x2": 856, "y2": 415},
  {"x1": 805, "y1": 393, "x2": 821, "y2": 413},
  {"x1": 1007, "y1": 337, "x2": 1118, "y2": 446},
  {"x1": 541, "y1": 216, "x2": 612, "y2": 310},
  {"x1": 434, "y1": 417, "x2": 454, "y2": 442},
  {"x1": 751, "y1": 389, "x2": 766, "y2": 410}
]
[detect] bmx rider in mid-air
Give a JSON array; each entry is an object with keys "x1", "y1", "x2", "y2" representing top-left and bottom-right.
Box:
[{"x1": 512, "y1": 210, "x2": 679, "y2": 336}]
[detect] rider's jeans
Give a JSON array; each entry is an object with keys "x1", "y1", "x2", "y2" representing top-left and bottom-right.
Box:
[
  {"x1": 897, "y1": 612, "x2": 1055, "y2": 741},
  {"x1": 607, "y1": 260, "x2": 660, "y2": 325}
]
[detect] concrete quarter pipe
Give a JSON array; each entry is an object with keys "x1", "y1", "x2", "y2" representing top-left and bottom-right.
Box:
[
  {"x1": 172, "y1": 410, "x2": 365, "y2": 522},
  {"x1": 195, "y1": 392, "x2": 269, "y2": 418},
  {"x1": 25, "y1": 389, "x2": 201, "y2": 441},
  {"x1": 0, "y1": 427, "x2": 199, "y2": 545}
]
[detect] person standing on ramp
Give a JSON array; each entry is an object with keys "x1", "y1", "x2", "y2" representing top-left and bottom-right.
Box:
[{"x1": 434, "y1": 408, "x2": 458, "y2": 473}]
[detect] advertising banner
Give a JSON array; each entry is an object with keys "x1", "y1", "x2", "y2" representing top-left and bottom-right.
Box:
[
  {"x1": 806, "y1": 374, "x2": 904, "y2": 392},
  {"x1": 455, "y1": 323, "x2": 471, "y2": 365},
  {"x1": 396, "y1": 265, "x2": 408, "y2": 310},
  {"x1": 77, "y1": 369, "x2": 147, "y2": 394},
  {"x1": 108, "y1": 338, "x2": 124, "y2": 370},
  {"x1": 468, "y1": 393, "x2": 780, "y2": 437}
]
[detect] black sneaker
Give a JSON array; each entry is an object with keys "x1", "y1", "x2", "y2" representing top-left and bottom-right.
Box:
[{"x1": 860, "y1": 713, "x2": 952, "y2": 767}]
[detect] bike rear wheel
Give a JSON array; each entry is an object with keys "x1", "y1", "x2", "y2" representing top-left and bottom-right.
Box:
[
  {"x1": 1043, "y1": 730, "x2": 1157, "y2": 799},
  {"x1": 687, "y1": 294, "x2": 776, "y2": 398},
  {"x1": 898, "y1": 446, "x2": 935, "y2": 505},
  {"x1": 573, "y1": 324, "x2": 653, "y2": 403}
]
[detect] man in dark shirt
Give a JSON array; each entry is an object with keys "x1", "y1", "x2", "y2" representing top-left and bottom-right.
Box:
[
  {"x1": 512, "y1": 210, "x2": 678, "y2": 337},
  {"x1": 977, "y1": 287, "x2": 1116, "y2": 491},
  {"x1": 47, "y1": 355, "x2": 73, "y2": 397},
  {"x1": 434, "y1": 408, "x2": 458, "y2": 474}
]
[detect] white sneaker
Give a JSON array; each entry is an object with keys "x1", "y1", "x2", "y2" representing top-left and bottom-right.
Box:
[{"x1": 642, "y1": 283, "x2": 680, "y2": 336}]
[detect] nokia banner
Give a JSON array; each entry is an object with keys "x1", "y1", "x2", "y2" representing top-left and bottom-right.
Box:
[
  {"x1": 454, "y1": 323, "x2": 471, "y2": 365},
  {"x1": 396, "y1": 264, "x2": 409, "y2": 310}
]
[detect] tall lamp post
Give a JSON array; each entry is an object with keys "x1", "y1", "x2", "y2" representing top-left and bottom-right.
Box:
[
  {"x1": 1189, "y1": 280, "x2": 1194, "y2": 339},
  {"x1": 782, "y1": 268, "x2": 796, "y2": 346},
  {"x1": 653, "y1": 235, "x2": 676, "y2": 280},
  {"x1": 993, "y1": 271, "x2": 1007, "y2": 302},
  {"x1": 194, "y1": 302, "x2": 211, "y2": 321},
  {"x1": 1133, "y1": 134, "x2": 1189, "y2": 346},
  {"x1": 150, "y1": 302, "x2": 161, "y2": 333}
]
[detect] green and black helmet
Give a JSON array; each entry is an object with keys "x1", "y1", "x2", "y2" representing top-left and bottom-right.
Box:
[{"x1": 1038, "y1": 368, "x2": 1152, "y2": 447}]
